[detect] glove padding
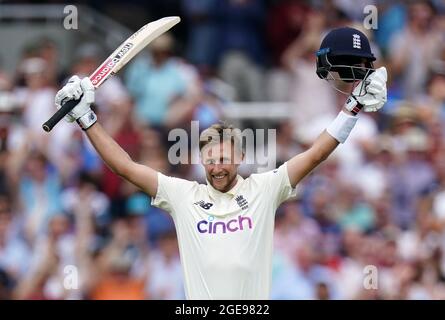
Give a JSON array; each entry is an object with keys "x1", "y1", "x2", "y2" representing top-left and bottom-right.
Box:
[
  {"x1": 55, "y1": 75, "x2": 95, "y2": 122},
  {"x1": 352, "y1": 66, "x2": 387, "y2": 112}
]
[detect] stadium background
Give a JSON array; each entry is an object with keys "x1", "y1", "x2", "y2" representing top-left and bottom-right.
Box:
[{"x1": 1, "y1": 0, "x2": 445, "y2": 299}]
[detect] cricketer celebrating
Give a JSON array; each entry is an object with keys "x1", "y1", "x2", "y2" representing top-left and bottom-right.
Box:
[{"x1": 54, "y1": 27, "x2": 387, "y2": 300}]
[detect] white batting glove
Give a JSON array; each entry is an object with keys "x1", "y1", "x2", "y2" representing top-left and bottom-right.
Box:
[
  {"x1": 344, "y1": 67, "x2": 388, "y2": 114},
  {"x1": 55, "y1": 76, "x2": 97, "y2": 130}
]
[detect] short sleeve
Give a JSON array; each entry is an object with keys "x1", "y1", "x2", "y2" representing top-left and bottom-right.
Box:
[
  {"x1": 250, "y1": 162, "x2": 297, "y2": 209},
  {"x1": 151, "y1": 172, "x2": 196, "y2": 217}
]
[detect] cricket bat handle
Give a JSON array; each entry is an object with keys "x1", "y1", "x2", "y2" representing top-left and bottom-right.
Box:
[{"x1": 42, "y1": 97, "x2": 82, "y2": 132}]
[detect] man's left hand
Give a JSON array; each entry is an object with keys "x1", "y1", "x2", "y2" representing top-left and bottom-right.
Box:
[{"x1": 353, "y1": 66, "x2": 388, "y2": 112}]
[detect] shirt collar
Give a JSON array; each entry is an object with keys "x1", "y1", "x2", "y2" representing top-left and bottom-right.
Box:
[{"x1": 206, "y1": 175, "x2": 244, "y2": 199}]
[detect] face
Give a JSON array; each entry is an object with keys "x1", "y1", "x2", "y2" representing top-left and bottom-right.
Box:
[
  {"x1": 410, "y1": 2, "x2": 433, "y2": 29},
  {"x1": 159, "y1": 234, "x2": 178, "y2": 260},
  {"x1": 329, "y1": 57, "x2": 371, "y2": 95},
  {"x1": 127, "y1": 216, "x2": 146, "y2": 243},
  {"x1": 48, "y1": 215, "x2": 69, "y2": 239},
  {"x1": 201, "y1": 140, "x2": 243, "y2": 192},
  {"x1": 26, "y1": 155, "x2": 47, "y2": 182},
  {"x1": 151, "y1": 48, "x2": 170, "y2": 65},
  {"x1": 25, "y1": 72, "x2": 46, "y2": 89}
]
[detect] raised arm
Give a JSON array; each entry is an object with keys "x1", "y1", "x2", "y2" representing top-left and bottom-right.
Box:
[
  {"x1": 86, "y1": 123, "x2": 158, "y2": 196},
  {"x1": 287, "y1": 110, "x2": 348, "y2": 187},
  {"x1": 287, "y1": 67, "x2": 388, "y2": 187},
  {"x1": 53, "y1": 76, "x2": 158, "y2": 197}
]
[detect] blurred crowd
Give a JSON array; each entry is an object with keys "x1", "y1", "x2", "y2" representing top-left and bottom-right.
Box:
[{"x1": 1, "y1": 0, "x2": 445, "y2": 299}]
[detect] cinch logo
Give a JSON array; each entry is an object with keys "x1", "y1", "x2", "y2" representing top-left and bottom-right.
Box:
[{"x1": 197, "y1": 215, "x2": 253, "y2": 234}]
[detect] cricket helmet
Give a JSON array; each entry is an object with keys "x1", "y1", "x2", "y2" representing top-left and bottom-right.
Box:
[{"x1": 316, "y1": 27, "x2": 376, "y2": 84}]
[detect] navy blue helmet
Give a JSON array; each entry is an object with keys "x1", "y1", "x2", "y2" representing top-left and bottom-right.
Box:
[{"x1": 316, "y1": 27, "x2": 376, "y2": 83}]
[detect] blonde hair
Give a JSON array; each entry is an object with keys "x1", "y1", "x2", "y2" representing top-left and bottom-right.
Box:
[{"x1": 199, "y1": 122, "x2": 243, "y2": 153}]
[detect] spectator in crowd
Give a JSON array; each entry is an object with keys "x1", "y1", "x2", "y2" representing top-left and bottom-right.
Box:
[
  {"x1": 280, "y1": 14, "x2": 336, "y2": 142},
  {"x1": 274, "y1": 121, "x2": 302, "y2": 168},
  {"x1": 36, "y1": 37, "x2": 66, "y2": 87},
  {"x1": 416, "y1": 69, "x2": 445, "y2": 126},
  {"x1": 14, "y1": 213, "x2": 75, "y2": 299},
  {"x1": 388, "y1": 126, "x2": 435, "y2": 228},
  {"x1": 145, "y1": 230, "x2": 184, "y2": 299},
  {"x1": 266, "y1": 0, "x2": 310, "y2": 67},
  {"x1": 99, "y1": 93, "x2": 142, "y2": 202},
  {"x1": 14, "y1": 57, "x2": 55, "y2": 151},
  {"x1": 389, "y1": 0, "x2": 443, "y2": 98},
  {"x1": 61, "y1": 172, "x2": 110, "y2": 228},
  {"x1": 216, "y1": 0, "x2": 267, "y2": 101},
  {"x1": 374, "y1": 1, "x2": 407, "y2": 56},
  {"x1": 87, "y1": 216, "x2": 147, "y2": 300},
  {"x1": 0, "y1": 195, "x2": 31, "y2": 283},
  {"x1": 13, "y1": 151, "x2": 63, "y2": 242},
  {"x1": 125, "y1": 34, "x2": 187, "y2": 128},
  {"x1": 274, "y1": 200, "x2": 321, "y2": 264},
  {"x1": 181, "y1": 0, "x2": 219, "y2": 69}
]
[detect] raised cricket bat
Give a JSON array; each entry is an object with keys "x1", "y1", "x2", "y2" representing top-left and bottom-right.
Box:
[{"x1": 42, "y1": 16, "x2": 181, "y2": 132}]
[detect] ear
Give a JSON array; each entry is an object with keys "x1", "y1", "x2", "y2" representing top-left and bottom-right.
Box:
[{"x1": 235, "y1": 151, "x2": 245, "y2": 166}]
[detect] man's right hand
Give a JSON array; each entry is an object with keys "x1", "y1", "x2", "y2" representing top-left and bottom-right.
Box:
[{"x1": 54, "y1": 75, "x2": 97, "y2": 130}]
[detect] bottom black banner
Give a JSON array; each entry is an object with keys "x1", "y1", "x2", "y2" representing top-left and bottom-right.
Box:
[{"x1": 1, "y1": 300, "x2": 442, "y2": 319}]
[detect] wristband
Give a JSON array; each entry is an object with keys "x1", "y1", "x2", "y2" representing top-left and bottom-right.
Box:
[
  {"x1": 76, "y1": 110, "x2": 97, "y2": 131},
  {"x1": 326, "y1": 111, "x2": 358, "y2": 143},
  {"x1": 343, "y1": 96, "x2": 363, "y2": 115}
]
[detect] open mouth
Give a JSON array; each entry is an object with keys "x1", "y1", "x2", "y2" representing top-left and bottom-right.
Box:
[{"x1": 213, "y1": 174, "x2": 227, "y2": 180}]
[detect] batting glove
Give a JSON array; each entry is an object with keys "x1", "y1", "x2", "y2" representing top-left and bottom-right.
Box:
[
  {"x1": 55, "y1": 75, "x2": 97, "y2": 130},
  {"x1": 344, "y1": 67, "x2": 388, "y2": 114}
]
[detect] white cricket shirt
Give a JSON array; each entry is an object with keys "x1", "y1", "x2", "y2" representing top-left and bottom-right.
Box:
[{"x1": 151, "y1": 162, "x2": 296, "y2": 300}]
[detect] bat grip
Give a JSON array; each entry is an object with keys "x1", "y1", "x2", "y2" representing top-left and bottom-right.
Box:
[{"x1": 42, "y1": 97, "x2": 82, "y2": 132}]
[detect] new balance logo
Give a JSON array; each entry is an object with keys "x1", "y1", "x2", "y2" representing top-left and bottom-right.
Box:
[
  {"x1": 353, "y1": 34, "x2": 361, "y2": 49},
  {"x1": 194, "y1": 200, "x2": 213, "y2": 210}
]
